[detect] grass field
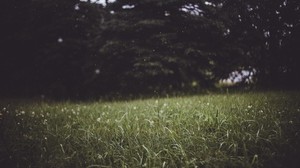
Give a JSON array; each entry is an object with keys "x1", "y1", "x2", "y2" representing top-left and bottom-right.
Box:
[{"x1": 0, "y1": 91, "x2": 300, "y2": 168}]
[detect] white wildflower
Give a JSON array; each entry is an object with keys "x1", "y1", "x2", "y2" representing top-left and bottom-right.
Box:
[
  {"x1": 95, "y1": 69, "x2": 100, "y2": 74},
  {"x1": 57, "y1": 37, "x2": 63, "y2": 43},
  {"x1": 145, "y1": 119, "x2": 154, "y2": 126}
]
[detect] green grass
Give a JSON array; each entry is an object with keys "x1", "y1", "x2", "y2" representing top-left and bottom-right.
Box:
[{"x1": 1, "y1": 91, "x2": 300, "y2": 168}]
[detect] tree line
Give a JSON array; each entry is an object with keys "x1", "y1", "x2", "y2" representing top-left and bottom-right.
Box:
[{"x1": 1, "y1": 0, "x2": 299, "y2": 98}]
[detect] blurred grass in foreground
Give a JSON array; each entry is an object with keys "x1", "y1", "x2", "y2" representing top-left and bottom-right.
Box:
[{"x1": 0, "y1": 91, "x2": 300, "y2": 168}]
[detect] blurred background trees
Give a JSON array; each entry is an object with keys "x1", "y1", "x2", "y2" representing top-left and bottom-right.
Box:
[{"x1": 1, "y1": 0, "x2": 299, "y2": 98}]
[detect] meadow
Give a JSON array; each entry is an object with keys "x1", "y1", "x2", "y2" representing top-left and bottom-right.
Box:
[{"x1": 0, "y1": 91, "x2": 300, "y2": 168}]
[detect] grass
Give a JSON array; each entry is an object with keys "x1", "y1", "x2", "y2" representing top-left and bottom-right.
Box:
[{"x1": 0, "y1": 91, "x2": 300, "y2": 168}]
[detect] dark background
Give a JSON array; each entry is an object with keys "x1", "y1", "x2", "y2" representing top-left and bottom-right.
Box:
[{"x1": 1, "y1": 0, "x2": 299, "y2": 99}]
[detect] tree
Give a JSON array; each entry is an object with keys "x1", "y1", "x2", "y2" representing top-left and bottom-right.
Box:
[
  {"x1": 0, "y1": 0, "x2": 33, "y2": 96},
  {"x1": 2, "y1": 0, "x2": 298, "y2": 98},
  {"x1": 89, "y1": 0, "x2": 239, "y2": 93},
  {"x1": 0, "y1": 0, "x2": 106, "y2": 98},
  {"x1": 222, "y1": 0, "x2": 300, "y2": 87}
]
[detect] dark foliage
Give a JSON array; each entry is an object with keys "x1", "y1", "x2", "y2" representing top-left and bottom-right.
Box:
[{"x1": 0, "y1": 0, "x2": 299, "y2": 98}]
